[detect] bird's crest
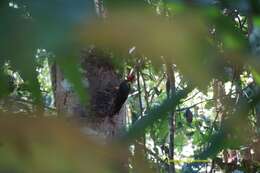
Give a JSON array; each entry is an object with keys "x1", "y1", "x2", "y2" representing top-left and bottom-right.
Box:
[{"x1": 126, "y1": 70, "x2": 135, "y2": 82}]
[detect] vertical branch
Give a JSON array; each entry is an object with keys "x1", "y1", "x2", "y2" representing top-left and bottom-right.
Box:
[
  {"x1": 137, "y1": 68, "x2": 144, "y2": 117},
  {"x1": 132, "y1": 62, "x2": 148, "y2": 173},
  {"x1": 166, "y1": 63, "x2": 176, "y2": 173},
  {"x1": 140, "y1": 71, "x2": 150, "y2": 110},
  {"x1": 137, "y1": 63, "x2": 147, "y2": 148},
  {"x1": 94, "y1": 0, "x2": 106, "y2": 18},
  {"x1": 94, "y1": 0, "x2": 103, "y2": 17},
  {"x1": 248, "y1": 15, "x2": 260, "y2": 133},
  {"x1": 247, "y1": 15, "x2": 253, "y2": 36},
  {"x1": 213, "y1": 80, "x2": 225, "y2": 124}
]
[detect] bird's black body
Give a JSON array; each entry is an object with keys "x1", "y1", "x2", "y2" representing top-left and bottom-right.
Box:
[
  {"x1": 184, "y1": 109, "x2": 193, "y2": 123},
  {"x1": 110, "y1": 80, "x2": 131, "y2": 116}
]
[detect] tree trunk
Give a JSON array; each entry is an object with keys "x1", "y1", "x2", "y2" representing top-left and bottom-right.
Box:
[
  {"x1": 51, "y1": 48, "x2": 127, "y2": 138},
  {"x1": 166, "y1": 64, "x2": 176, "y2": 173}
]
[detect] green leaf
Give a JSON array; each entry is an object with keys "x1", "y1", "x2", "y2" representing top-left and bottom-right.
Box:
[
  {"x1": 166, "y1": 2, "x2": 187, "y2": 14},
  {"x1": 119, "y1": 86, "x2": 193, "y2": 142},
  {"x1": 253, "y1": 16, "x2": 260, "y2": 27},
  {"x1": 82, "y1": 11, "x2": 221, "y2": 88},
  {"x1": 0, "y1": 73, "x2": 12, "y2": 98},
  {"x1": 103, "y1": 0, "x2": 147, "y2": 11},
  {"x1": 251, "y1": 67, "x2": 260, "y2": 85},
  {"x1": 0, "y1": 0, "x2": 96, "y2": 107}
]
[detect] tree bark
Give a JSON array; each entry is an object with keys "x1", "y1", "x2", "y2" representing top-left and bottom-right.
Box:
[{"x1": 51, "y1": 48, "x2": 127, "y2": 138}]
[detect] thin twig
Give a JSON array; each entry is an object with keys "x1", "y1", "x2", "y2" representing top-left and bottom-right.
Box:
[
  {"x1": 136, "y1": 141, "x2": 169, "y2": 166},
  {"x1": 10, "y1": 97, "x2": 56, "y2": 111},
  {"x1": 140, "y1": 71, "x2": 150, "y2": 110},
  {"x1": 149, "y1": 73, "x2": 166, "y2": 103},
  {"x1": 182, "y1": 91, "x2": 200, "y2": 103},
  {"x1": 177, "y1": 98, "x2": 214, "y2": 112},
  {"x1": 136, "y1": 60, "x2": 144, "y2": 117},
  {"x1": 176, "y1": 91, "x2": 238, "y2": 112}
]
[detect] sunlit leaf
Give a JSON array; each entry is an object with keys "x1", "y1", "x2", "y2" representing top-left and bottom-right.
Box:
[{"x1": 251, "y1": 67, "x2": 260, "y2": 85}]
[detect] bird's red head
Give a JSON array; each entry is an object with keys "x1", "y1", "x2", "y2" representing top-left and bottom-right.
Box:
[{"x1": 126, "y1": 74, "x2": 135, "y2": 82}]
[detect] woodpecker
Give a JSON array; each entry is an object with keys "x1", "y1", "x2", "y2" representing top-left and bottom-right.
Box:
[
  {"x1": 184, "y1": 108, "x2": 193, "y2": 124},
  {"x1": 110, "y1": 73, "x2": 135, "y2": 117}
]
